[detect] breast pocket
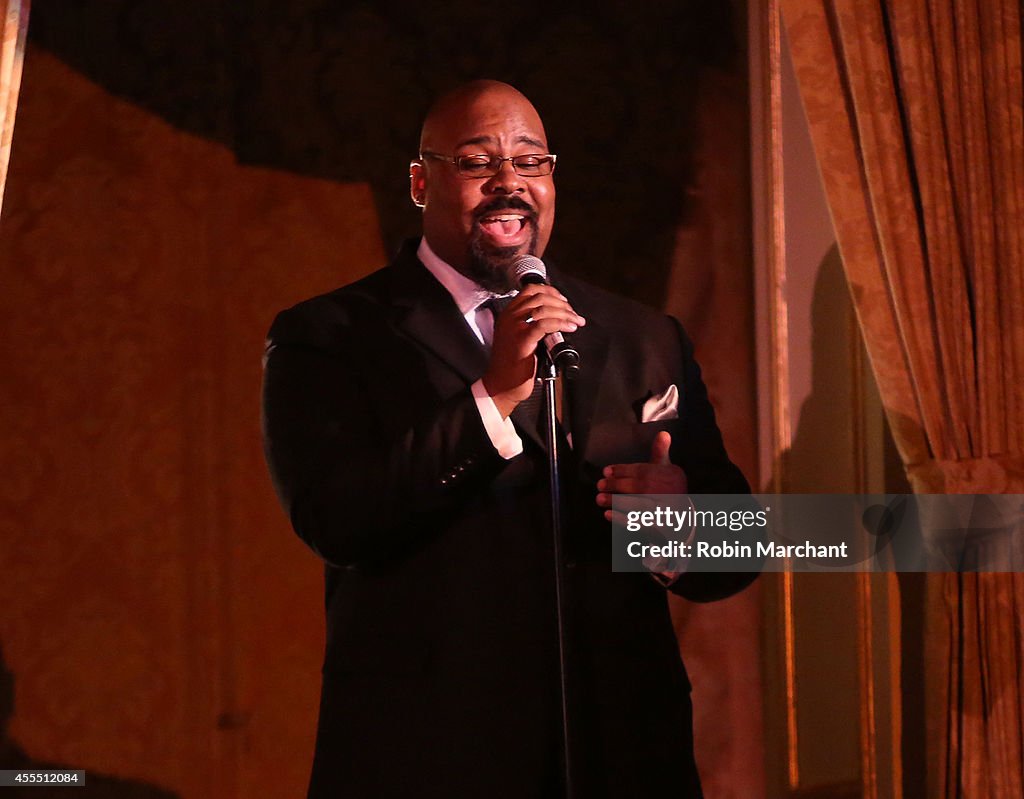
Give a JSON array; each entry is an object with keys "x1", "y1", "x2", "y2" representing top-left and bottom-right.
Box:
[{"x1": 584, "y1": 418, "x2": 684, "y2": 470}]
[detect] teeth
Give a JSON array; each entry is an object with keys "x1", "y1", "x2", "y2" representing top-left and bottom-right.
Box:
[{"x1": 482, "y1": 214, "x2": 525, "y2": 223}]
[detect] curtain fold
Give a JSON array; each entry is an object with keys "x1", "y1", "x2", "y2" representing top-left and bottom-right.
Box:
[
  {"x1": 0, "y1": 0, "x2": 29, "y2": 216},
  {"x1": 781, "y1": 0, "x2": 1023, "y2": 795}
]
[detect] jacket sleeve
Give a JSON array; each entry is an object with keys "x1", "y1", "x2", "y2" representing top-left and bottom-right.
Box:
[{"x1": 261, "y1": 303, "x2": 505, "y2": 569}]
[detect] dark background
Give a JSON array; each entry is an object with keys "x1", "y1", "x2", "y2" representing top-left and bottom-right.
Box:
[{"x1": 28, "y1": 0, "x2": 741, "y2": 306}]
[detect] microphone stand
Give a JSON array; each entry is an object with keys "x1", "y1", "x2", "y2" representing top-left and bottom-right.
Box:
[{"x1": 539, "y1": 349, "x2": 575, "y2": 799}]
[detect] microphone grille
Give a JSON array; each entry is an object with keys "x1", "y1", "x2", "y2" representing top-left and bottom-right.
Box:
[{"x1": 510, "y1": 254, "x2": 547, "y2": 285}]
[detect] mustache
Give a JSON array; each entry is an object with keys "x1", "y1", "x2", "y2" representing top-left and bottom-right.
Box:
[{"x1": 473, "y1": 196, "x2": 536, "y2": 222}]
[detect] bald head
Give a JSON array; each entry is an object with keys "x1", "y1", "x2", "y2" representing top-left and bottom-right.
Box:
[
  {"x1": 410, "y1": 80, "x2": 556, "y2": 291},
  {"x1": 419, "y1": 80, "x2": 545, "y2": 154}
]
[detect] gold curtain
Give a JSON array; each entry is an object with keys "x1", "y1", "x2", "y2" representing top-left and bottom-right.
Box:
[
  {"x1": 0, "y1": 0, "x2": 29, "y2": 215},
  {"x1": 780, "y1": 0, "x2": 1023, "y2": 796}
]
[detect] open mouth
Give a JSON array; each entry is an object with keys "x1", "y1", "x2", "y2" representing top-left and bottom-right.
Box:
[{"x1": 477, "y1": 213, "x2": 529, "y2": 244}]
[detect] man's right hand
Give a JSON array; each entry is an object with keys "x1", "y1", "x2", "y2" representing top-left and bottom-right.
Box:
[{"x1": 482, "y1": 284, "x2": 585, "y2": 418}]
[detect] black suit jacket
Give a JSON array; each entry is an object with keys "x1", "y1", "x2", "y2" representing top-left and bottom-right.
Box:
[{"x1": 262, "y1": 240, "x2": 752, "y2": 798}]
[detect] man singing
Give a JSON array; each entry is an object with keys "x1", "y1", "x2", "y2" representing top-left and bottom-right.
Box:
[{"x1": 262, "y1": 80, "x2": 752, "y2": 799}]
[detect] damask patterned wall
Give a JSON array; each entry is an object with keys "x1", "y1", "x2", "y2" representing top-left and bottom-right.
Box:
[
  {"x1": 2, "y1": 3, "x2": 759, "y2": 796},
  {"x1": 0, "y1": 49, "x2": 386, "y2": 796}
]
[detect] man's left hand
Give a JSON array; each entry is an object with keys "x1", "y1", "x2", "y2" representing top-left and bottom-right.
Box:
[{"x1": 595, "y1": 431, "x2": 688, "y2": 521}]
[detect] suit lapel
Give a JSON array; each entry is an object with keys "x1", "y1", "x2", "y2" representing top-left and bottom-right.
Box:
[
  {"x1": 389, "y1": 244, "x2": 489, "y2": 385},
  {"x1": 386, "y1": 244, "x2": 550, "y2": 450},
  {"x1": 388, "y1": 243, "x2": 613, "y2": 456},
  {"x1": 564, "y1": 313, "x2": 609, "y2": 465},
  {"x1": 544, "y1": 268, "x2": 611, "y2": 464}
]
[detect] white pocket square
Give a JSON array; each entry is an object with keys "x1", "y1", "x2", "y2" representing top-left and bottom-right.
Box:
[{"x1": 640, "y1": 384, "x2": 679, "y2": 422}]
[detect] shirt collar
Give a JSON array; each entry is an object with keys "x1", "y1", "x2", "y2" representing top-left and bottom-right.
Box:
[{"x1": 417, "y1": 237, "x2": 516, "y2": 316}]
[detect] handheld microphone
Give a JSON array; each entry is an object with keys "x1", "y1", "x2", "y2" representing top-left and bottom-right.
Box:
[{"x1": 509, "y1": 255, "x2": 581, "y2": 378}]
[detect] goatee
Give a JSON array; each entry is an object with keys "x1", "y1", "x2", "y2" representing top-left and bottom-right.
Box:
[
  {"x1": 466, "y1": 237, "x2": 539, "y2": 294},
  {"x1": 464, "y1": 197, "x2": 539, "y2": 293}
]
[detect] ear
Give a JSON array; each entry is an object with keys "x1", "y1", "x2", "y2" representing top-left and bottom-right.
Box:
[{"x1": 409, "y1": 160, "x2": 426, "y2": 208}]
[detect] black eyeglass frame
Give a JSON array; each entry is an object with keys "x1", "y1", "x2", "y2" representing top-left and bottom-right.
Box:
[{"x1": 417, "y1": 151, "x2": 558, "y2": 178}]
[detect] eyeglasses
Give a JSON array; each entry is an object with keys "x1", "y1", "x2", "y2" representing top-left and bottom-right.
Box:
[{"x1": 419, "y1": 151, "x2": 557, "y2": 178}]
